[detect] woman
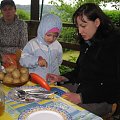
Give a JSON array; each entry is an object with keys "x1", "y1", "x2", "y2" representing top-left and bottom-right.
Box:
[
  {"x1": 0, "y1": 0, "x2": 28, "y2": 54},
  {"x1": 46, "y1": 3, "x2": 120, "y2": 117}
]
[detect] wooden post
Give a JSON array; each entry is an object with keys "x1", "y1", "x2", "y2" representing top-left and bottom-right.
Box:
[
  {"x1": 40, "y1": 0, "x2": 44, "y2": 21},
  {"x1": 30, "y1": 0, "x2": 39, "y2": 20}
]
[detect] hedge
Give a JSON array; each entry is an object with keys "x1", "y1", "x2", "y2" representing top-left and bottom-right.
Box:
[{"x1": 104, "y1": 10, "x2": 120, "y2": 27}]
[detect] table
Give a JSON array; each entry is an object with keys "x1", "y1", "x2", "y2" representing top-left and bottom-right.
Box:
[{"x1": 0, "y1": 81, "x2": 103, "y2": 120}]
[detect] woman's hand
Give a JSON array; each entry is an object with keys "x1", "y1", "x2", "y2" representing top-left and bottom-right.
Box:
[
  {"x1": 38, "y1": 56, "x2": 48, "y2": 67},
  {"x1": 62, "y1": 92, "x2": 82, "y2": 104},
  {"x1": 46, "y1": 73, "x2": 65, "y2": 83}
]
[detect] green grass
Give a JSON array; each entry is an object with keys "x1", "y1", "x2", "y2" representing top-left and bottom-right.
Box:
[
  {"x1": 60, "y1": 50, "x2": 79, "y2": 74},
  {"x1": 63, "y1": 50, "x2": 80, "y2": 63}
]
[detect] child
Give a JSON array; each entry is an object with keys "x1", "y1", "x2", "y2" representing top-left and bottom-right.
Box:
[{"x1": 19, "y1": 14, "x2": 63, "y2": 80}]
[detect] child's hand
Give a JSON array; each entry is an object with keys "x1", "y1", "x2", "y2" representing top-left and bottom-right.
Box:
[
  {"x1": 46, "y1": 73, "x2": 65, "y2": 83},
  {"x1": 38, "y1": 56, "x2": 48, "y2": 67}
]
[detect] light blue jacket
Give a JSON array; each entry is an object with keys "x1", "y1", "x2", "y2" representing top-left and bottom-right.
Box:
[{"x1": 19, "y1": 14, "x2": 63, "y2": 79}]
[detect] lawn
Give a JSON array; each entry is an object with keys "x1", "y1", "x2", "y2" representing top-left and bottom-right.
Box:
[{"x1": 62, "y1": 50, "x2": 80, "y2": 63}]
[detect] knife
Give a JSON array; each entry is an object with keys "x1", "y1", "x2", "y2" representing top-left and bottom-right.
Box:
[
  {"x1": 16, "y1": 90, "x2": 55, "y2": 100},
  {"x1": 16, "y1": 89, "x2": 56, "y2": 96}
]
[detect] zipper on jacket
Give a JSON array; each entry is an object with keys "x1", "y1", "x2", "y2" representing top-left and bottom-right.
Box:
[
  {"x1": 85, "y1": 48, "x2": 89, "y2": 53},
  {"x1": 47, "y1": 45, "x2": 51, "y2": 73}
]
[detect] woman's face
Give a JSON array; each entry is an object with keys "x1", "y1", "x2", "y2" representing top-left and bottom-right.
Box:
[
  {"x1": 76, "y1": 15, "x2": 100, "y2": 40},
  {"x1": 1, "y1": 5, "x2": 16, "y2": 23},
  {"x1": 44, "y1": 32, "x2": 59, "y2": 44}
]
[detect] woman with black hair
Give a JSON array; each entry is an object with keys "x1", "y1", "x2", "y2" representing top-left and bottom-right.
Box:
[{"x1": 47, "y1": 3, "x2": 120, "y2": 117}]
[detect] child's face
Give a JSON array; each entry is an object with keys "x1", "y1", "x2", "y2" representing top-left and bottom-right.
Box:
[{"x1": 44, "y1": 32, "x2": 59, "y2": 44}]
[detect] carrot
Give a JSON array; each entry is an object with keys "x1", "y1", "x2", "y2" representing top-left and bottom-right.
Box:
[{"x1": 30, "y1": 73, "x2": 51, "y2": 91}]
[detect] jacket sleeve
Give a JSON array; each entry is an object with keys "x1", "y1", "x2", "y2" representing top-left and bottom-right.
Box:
[
  {"x1": 19, "y1": 41, "x2": 39, "y2": 68},
  {"x1": 78, "y1": 39, "x2": 120, "y2": 104},
  {"x1": 19, "y1": 21, "x2": 28, "y2": 49},
  {"x1": 57, "y1": 43, "x2": 63, "y2": 66},
  {"x1": 77, "y1": 85, "x2": 106, "y2": 103}
]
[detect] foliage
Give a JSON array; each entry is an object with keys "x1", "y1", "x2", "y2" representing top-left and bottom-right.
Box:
[
  {"x1": 60, "y1": 50, "x2": 79, "y2": 75},
  {"x1": 60, "y1": 27, "x2": 77, "y2": 43},
  {"x1": 60, "y1": 65, "x2": 73, "y2": 75},
  {"x1": 60, "y1": 55, "x2": 78, "y2": 75},
  {"x1": 17, "y1": 9, "x2": 30, "y2": 20},
  {"x1": 63, "y1": 50, "x2": 79, "y2": 62},
  {"x1": 68, "y1": 55, "x2": 78, "y2": 62},
  {"x1": 49, "y1": 0, "x2": 120, "y2": 23},
  {"x1": 0, "y1": 9, "x2": 30, "y2": 20},
  {"x1": 49, "y1": 0, "x2": 76, "y2": 22},
  {"x1": 104, "y1": 10, "x2": 120, "y2": 26},
  {"x1": 100, "y1": 1, "x2": 120, "y2": 10}
]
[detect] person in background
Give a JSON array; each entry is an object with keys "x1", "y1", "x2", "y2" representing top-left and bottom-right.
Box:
[
  {"x1": 20, "y1": 14, "x2": 63, "y2": 80},
  {"x1": 0, "y1": 0, "x2": 28, "y2": 54},
  {"x1": 46, "y1": 3, "x2": 120, "y2": 118}
]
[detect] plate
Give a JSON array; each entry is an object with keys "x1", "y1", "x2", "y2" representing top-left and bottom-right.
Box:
[
  {"x1": 18, "y1": 106, "x2": 72, "y2": 120},
  {"x1": 30, "y1": 73, "x2": 50, "y2": 91},
  {"x1": 8, "y1": 86, "x2": 47, "y2": 103}
]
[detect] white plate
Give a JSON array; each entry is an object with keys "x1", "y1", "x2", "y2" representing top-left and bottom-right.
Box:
[
  {"x1": 18, "y1": 106, "x2": 72, "y2": 120},
  {"x1": 26, "y1": 110, "x2": 64, "y2": 120}
]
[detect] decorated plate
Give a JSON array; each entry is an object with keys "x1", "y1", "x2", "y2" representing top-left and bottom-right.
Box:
[
  {"x1": 18, "y1": 106, "x2": 72, "y2": 120},
  {"x1": 8, "y1": 86, "x2": 48, "y2": 103}
]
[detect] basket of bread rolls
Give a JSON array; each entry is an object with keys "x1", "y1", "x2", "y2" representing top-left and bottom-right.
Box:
[{"x1": 0, "y1": 65, "x2": 29, "y2": 87}]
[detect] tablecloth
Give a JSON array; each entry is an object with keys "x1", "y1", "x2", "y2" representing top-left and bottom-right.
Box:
[{"x1": 0, "y1": 82, "x2": 103, "y2": 120}]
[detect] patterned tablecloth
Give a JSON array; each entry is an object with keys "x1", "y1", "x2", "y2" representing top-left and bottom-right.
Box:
[{"x1": 0, "y1": 81, "x2": 103, "y2": 120}]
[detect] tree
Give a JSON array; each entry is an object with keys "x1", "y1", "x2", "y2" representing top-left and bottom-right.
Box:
[
  {"x1": 17, "y1": 9, "x2": 30, "y2": 20},
  {"x1": 49, "y1": 0, "x2": 120, "y2": 22},
  {"x1": 49, "y1": 0, "x2": 78, "y2": 22}
]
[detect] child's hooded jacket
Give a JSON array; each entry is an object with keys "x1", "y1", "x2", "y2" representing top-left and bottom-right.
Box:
[{"x1": 20, "y1": 14, "x2": 63, "y2": 79}]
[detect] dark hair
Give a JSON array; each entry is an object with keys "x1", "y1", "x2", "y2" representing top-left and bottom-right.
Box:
[
  {"x1": 0, "y1": 0, "x2": 16, "y2": 9},
  {"x1": 73, "y1": 3, "x2": 114, "y2": 38}
]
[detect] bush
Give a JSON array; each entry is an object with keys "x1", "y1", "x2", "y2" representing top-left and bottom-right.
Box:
[
  {"x1": 17, "y1": 9, "x2": 30, "y2": 20},
  {"x1": 60, "y1": 65, "x2": 73, "y2": 75},
  {"x1": 60, "y1": 27, "x2": 78, "y2": 44},
  {"x1": 0, "y1": 9, "x2": 30, "y2": 20},
  {"x1": 104, "y1": 10, "x2": 120, "y2": 27}
]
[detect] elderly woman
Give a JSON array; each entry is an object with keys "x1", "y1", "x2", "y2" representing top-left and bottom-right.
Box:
[
  {"x1": 46, "y1": 3, "x2": 120, "y2": 118},
  {"x1": 0, "y1": 0, "x2": 28, "y2": 54}
]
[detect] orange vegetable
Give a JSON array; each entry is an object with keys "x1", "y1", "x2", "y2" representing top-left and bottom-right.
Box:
[
  {"x1": 30, "y1": 73, "x2": 51, "y2": 91},
  {"x1": 2, "y1": 54, "x2": 17, "y2": 68}
]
